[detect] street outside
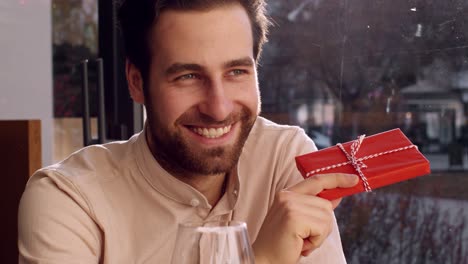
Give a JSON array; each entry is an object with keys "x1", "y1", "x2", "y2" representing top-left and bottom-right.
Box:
[{"x1": 425, "y1": 152, "x2": 468, "y2": 171}]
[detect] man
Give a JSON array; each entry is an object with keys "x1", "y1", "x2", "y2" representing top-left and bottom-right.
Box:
[{"x1": 18, "y1": 0, "x2": 358, "y2": 263}]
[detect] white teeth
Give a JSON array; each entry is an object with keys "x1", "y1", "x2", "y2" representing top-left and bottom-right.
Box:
[
  {"x1": 209, "y1": 128, "x2": 216, "y2": 137},
  {"x1": 192, "y1": 125, "x2": 232, "y2": 138}
]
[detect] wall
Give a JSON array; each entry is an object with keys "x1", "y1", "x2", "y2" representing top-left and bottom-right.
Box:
[{"x1": 0, "y1": 0, "x2": 53, "y2": 166}]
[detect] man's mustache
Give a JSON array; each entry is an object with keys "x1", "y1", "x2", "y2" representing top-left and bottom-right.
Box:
[{"x1": 177, "y1": 110, "x2": 249, "y2": 126}]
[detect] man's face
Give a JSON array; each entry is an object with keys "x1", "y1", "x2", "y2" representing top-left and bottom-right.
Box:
[{"x1": 144, "y1": 3, "x2": 260, "y2": 177}]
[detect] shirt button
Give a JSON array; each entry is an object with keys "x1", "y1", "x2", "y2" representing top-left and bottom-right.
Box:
[
  {"x1": 233, "y1": 189, "x2": 238, "y2": 196},
  {"x1": 190, "y1": 198, "x2": 200, "y2": 207}
]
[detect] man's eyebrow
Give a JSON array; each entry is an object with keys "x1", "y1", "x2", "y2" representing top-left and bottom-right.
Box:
[
  {"x1": 165, "y1": 57, "x2": 254, "y2": 76},
  {"x1": 165, "y1": 63, "x2": 204, "y2": 76},
  {"x1": 224, "y1": 57, "x2": 255, "y2": 68}
]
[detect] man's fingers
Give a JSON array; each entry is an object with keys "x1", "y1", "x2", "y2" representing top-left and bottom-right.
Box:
[
  {"x1": 301, "y1": 240, "x2": 313, "y2": 256},
  {"x1": 255, "y1": 175, "x2": 351, "y2": 263},
  {"x1": 287, "y1": 173, "x2": 359, "y2": 195}
]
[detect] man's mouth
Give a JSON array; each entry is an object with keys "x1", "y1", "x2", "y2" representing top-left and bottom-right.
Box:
[{"x1": 190, "y1": 125, "x2": 232, "y2": 139}]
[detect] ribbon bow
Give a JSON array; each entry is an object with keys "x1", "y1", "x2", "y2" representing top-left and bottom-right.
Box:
[{"x1": 337, "y1": 134, "x2": 372, "y2": 192}]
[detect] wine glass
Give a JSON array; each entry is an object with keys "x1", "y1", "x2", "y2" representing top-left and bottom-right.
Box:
[{"x1": 170, "y1": 220, "x2": 255, "y2": 264}]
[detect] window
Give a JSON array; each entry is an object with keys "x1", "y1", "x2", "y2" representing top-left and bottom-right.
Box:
[
  {"x1": 52, "y1": 0, "x2": 99, "y2": 162},
  {"x1": 52, "y1": 0, "x2": 142, "y2": 162},
  {"x1": 260, "y1": 0, "x2": 468, "y2": 262}
]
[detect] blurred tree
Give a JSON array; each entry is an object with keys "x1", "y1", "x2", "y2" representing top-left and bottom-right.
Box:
[{"x1": 259, "y1": 0, "x2": 468, "y2": 138}]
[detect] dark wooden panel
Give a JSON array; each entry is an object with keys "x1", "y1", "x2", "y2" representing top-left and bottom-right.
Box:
[{"x1": 0, "y1": 120, "x2": 41, "y2": 263}]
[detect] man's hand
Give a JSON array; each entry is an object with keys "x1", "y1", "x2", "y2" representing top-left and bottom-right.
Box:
[{"x1": 252, "y1": 173, "x2": 359, "y2": 264}]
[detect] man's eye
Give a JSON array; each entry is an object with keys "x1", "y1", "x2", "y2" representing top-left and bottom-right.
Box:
[
  {"x1": 228, "y1": 69, "x2": 247, "y2": 76},
  {"x1": 176, "y1": 73, "x2": 197, "y2": 81}
]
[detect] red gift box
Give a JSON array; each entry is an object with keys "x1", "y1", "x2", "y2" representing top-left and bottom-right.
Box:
[{"x1": 295, "y1": 128, "x2": 431, "y2": 200}]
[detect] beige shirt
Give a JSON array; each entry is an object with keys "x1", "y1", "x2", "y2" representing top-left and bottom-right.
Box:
[{"x1": 18, "y1": 117, "x2": 346, "y2": 263}]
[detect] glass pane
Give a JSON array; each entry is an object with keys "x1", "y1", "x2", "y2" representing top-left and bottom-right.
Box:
[
  {"x1": 261, "y1": 0, "x2": 468, "y2": 262},
  {"x1": 52, "y1": 0, "x2": 98, "y2": 162}
]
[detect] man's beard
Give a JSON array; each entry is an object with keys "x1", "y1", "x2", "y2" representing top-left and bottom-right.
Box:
[{"x1": 146, "y1": 107, "x2": 256, "y2": 177}]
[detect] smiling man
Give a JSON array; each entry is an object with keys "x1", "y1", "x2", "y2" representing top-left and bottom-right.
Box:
[
  {"x1": 129, "y1": 4, "x2": 261, "y2": 207},
  {"x1": 18, "y1": 1, "x2": 358, "y2": 263}
]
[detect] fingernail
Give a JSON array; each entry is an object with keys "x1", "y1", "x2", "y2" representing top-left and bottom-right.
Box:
[{"x1": 346, "y1": 174, "x2": 359, "y2": 182}]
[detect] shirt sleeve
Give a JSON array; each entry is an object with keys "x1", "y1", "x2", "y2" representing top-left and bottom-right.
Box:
[
  {"x1": 18, "y1": 170, "x2": 102, "y2": 264},
  {"x1": 277, "y1": 128, "x2": 347, "y2": 264},
  {"x1": 276, "y1": 127, "x2": 317, "y2": 189}
]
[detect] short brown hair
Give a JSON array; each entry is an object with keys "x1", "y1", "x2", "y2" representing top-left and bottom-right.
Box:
[{"x1": 118, "y1": 0, "x2": 271, "y2": 85}]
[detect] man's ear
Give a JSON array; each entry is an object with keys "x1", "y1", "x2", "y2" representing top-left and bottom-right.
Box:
[{"x1": 126, "y1": 60, "x2": 145, "y2": 104}]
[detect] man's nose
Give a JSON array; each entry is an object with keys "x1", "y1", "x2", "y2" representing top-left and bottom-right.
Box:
[{"x1": 198, "y1": 79, "x2": 234, "y2": 121}]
